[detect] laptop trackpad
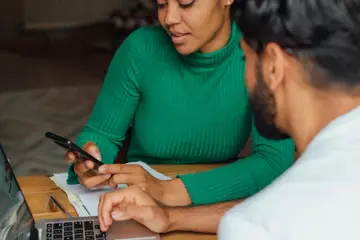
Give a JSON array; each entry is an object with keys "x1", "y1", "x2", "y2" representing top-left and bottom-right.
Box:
[{"x1": 106, "y1": 219, "x2": 160, "y2": 240}]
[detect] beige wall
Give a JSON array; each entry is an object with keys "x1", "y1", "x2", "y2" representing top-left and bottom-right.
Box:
[{"x1": 0, "y1": 0, "x2": 23, "y2": 39}]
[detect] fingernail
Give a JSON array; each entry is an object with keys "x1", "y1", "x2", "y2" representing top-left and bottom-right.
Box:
[
  {"x1": 98, "y1": 166, "x2": 104, "y2": 173},
  {"x1": 94, "y1": 152, "x2": 101, "y2": 161},
  {"x1": 90, "y1": 145, "x2": 99, "y2": 155},
  {"x1": 91, "y1": 146, "x2": 98, "y2": 153},
  {"x1": 102, "y1": 174, "x2": 111, "y2": 179},
  {"x1": 111, "y1": 211, "x2": 123, "y2": 220}
]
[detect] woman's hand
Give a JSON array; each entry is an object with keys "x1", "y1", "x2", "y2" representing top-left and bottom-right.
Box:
[
  {"x1": 98, "y1": 164, "x2": 192, "y2": 206},
  {"x1": 98, "y1": 186, "x2": 171, "y2": 233},
  {"x1": 65, "y1": 142, "x2": 111, "y2": 188}
]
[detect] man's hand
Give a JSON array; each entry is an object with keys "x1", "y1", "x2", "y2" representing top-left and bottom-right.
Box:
[
  {"x1": 98, "y1": 164, "x2": 192, "y2": 206},
  {"x1": 65, "y1": 142, "x2": 111, "y2": 188},
  {"x1": 98, "y1": 186, "x2": 171, "y2": 233}
]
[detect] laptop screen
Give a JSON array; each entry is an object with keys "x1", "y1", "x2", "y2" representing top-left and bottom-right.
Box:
[{"x1": 0, "y1": 145, "x2": 35, "y2": 240}]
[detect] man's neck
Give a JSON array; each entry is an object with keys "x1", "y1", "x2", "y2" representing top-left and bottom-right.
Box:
[{"x1": 289, "y1": 95, "x2": 360, "y2": 154}]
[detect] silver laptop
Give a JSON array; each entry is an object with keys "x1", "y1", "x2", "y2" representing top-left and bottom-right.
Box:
[{"x1": 0, "y1": 144, "x2": 160, "y2": 240}]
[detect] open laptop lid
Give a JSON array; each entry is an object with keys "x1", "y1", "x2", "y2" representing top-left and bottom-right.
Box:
[{"x1": 0, "y1": 144, "x2": 38, "y2": 240}]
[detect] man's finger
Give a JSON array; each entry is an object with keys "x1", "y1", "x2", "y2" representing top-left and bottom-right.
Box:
[
  {"x1": 111, "y1": 209, "x2": 132, "y2": 221},
  {"x1": 114, "y1": 206, "x2": 154, "y2": 226},
  {"x1": 110, "y1": 205, "x2": 133, "y2": 220},
  {"x1": 82, "y1": 174, "x2": 111, "y2": 189},
  {"x1": 98, "y1": 195, "x2": 106, "y2": 231},
  {"x1": 101, "y1": 191, "x2": 127, "y2": 228}
]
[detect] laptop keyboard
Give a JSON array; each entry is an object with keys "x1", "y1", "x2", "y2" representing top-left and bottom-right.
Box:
[{"x1": 45, "y1": 220, "x2": 106, "y2": 240}]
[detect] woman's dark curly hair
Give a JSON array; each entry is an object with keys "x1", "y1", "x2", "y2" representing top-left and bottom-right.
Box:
[
  {"x1": 237, "y1": 0, "x2": 360, "y2": 91},
  {"x1": 230, "y1": 0, "x2": 243, "y2": 20}
]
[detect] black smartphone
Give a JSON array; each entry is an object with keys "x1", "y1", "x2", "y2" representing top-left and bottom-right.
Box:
[{"x1": 45, "y1": 132, "x2": 104, "y2": 171}]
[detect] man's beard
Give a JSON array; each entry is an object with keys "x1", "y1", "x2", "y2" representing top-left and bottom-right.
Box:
[{"x1": 250, "y1": 62, "x2": 290, "y2": 140}]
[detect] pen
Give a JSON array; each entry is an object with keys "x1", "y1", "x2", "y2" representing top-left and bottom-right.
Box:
[
  {"x1": 49, "y1": 195, "x2": 73, "y2": 218},
  {"x1": 82, "y1": 204, "x2": 91, "y2": 216}
]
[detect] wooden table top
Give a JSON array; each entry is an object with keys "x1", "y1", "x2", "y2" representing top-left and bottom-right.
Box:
[{"x1": 18, "y1": 164, "x2": 224, "y2": 240}]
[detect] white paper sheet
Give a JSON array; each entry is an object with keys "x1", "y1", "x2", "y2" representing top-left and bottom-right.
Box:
[{"x1": 50, "y1": 161, "x2": 171, "y2": 216}]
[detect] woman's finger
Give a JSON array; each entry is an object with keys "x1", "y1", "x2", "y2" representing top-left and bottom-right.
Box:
[
  {"x1": 65, "y1": 151, "x2": 77, "y2": 164},
  {"x1": 82, "y1": 173, "x2": 111, "y2": 189},
  {"x1": 98, "y1": 164, "x2": 123, "y2": 174},
  {"x1": 108, "y1": 181, "x2": 118, "y2": 190},
  {"x1": 74, "y1": 161, "x2": 92, "y2": 175},
  {"x1": 108, "y1": 173, "x2": 140, "y2": 187},
  {"x1": 83, "y1": 142, "x2": 102, "y2": 161},
  {"x1": 119, "y1": 164, "x2": 144, "y2": 174},
  {"x1": 99, "y1": 164, "x2": 143, "y2": 175},
  {"x1": 75, "y1": 160, "x2": 96, "y2": 175},
  {"x1": 84, "y1": 160, "x2": 95, "y2": 169}
]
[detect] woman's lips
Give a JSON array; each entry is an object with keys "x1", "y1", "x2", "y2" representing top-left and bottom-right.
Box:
[{"x1": 170, "y1": 32, "x2": 189, "y2": 44}]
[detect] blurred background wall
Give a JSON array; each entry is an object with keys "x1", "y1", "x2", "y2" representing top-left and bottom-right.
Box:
[
  {"x1": 0, "y1": 0, "x2": 157, "y2": 176},
  {"x1": 23, "y1": 0, "x2": 122, "y2": 30},
  {"x1": 0, "y1": 0, "x2": 242, "y2": 176}
]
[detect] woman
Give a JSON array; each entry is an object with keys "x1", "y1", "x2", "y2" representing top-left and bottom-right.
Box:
[{"x1": 66, "y1": 0, "x2": 294, "y2": 206}]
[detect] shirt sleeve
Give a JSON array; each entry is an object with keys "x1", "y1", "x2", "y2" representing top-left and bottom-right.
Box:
[
  {"x1": 178, "y1": 115, "x2": 295, "y2": 205},
  {"x1": 67, "y1": 32, "x2": 142, "y2": 185}
]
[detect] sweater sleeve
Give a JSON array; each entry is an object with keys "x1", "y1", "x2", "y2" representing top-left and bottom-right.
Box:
[
  {"x1": 178, "y1": 115, "x2": 295, "y2": 205},
  {"x1": 67, "y1": 32, "x2": 142, "y2": 185}
]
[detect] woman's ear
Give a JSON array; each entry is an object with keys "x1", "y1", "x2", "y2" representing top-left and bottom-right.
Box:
[{"x1": 224, "y1": 0, "x2": 235, "y2": 7}]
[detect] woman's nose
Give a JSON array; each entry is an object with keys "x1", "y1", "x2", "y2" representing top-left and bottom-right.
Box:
[{"x1": 164, "y1": 3, "x2": 181, "y2": 26}]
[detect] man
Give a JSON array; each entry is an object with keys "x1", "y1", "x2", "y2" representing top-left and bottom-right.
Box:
[{"x1": 98, "y1": 0, "x2": 360, "y2": 238}]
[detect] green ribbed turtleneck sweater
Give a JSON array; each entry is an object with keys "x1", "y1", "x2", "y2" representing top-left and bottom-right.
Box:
[{"x1": 67, "y1": 22, "x2": 295, "y2": 205}]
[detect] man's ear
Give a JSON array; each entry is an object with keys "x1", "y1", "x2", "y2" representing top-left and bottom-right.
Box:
[{"x1": 262, "y1": 43, "x2": 287, "y2": 91}]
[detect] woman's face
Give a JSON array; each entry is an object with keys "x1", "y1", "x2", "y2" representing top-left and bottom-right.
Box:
[{"x1": 157, "y1": 0, "x2": 233, "y2": 55}]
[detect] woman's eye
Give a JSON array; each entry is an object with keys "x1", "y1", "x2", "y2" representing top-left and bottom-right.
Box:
[
  {"x1": 156, "y1": 1, "x2": 167, "y2": 8},
  {"x1": 178, "y1": 0, "x2": 195, "y2": 8}
]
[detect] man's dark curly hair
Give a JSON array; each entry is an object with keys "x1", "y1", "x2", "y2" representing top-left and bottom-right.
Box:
[{"x1": 237, "y1": 0, "x2": 360, "y2": 91}]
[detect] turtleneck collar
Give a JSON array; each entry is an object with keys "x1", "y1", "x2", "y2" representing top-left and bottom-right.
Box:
[{"x1": 180, "y1": 21, "x2": 242, "y2": 70}]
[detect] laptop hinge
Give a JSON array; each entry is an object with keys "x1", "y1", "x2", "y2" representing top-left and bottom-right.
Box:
[{"x1": 30, "y1": 227, "x2": 39, "y2": 240}]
